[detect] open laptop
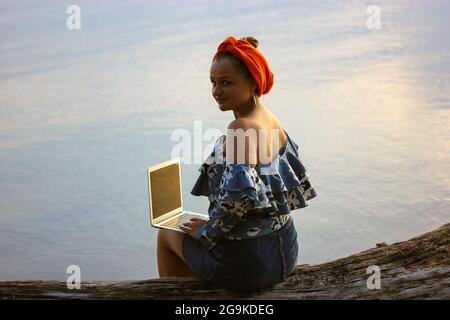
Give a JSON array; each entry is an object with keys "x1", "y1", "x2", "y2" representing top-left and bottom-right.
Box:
[{"x1": 147, "y1": 158, "x2": 208, "y2": 233}]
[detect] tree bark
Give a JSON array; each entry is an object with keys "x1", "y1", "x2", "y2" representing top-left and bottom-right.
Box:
[{"x1": 1, "y1": 222, "x2": 449, "y2": 300}]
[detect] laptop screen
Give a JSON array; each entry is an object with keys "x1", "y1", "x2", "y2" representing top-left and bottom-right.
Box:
[{"x1": 149, "y1": 163, "x2": 182, "y2": 219}]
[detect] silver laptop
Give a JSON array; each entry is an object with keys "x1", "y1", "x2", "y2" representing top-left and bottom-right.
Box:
[{"x1": 147, "y1": 158, "x2": 208, "y2": 233}]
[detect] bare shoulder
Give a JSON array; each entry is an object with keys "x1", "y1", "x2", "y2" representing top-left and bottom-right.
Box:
[
  {"x1": 227, "y1": 117, "x2": 285, "y2": 140},
  {"x1": 225, "y1": 118, "x2": 260, "y2": 165},
  {"x1": 226, "y1": 118, "x2": 263, "y2": 143},
  {"x1": 224, "y1": 115, "x2": 287, "y2": 165},
  {"x1": 227, "y1": 118, "x2": 258, "y2": 131}
]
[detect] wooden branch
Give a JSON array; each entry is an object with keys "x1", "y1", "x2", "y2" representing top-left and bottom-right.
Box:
[{"x1": 1, "y1": 222, "x2": 449, "y2": 300}]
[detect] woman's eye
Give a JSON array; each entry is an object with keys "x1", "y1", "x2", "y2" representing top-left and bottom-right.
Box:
[{"x1": 211, "y1": 80, "x2": 230, "y2": 86}]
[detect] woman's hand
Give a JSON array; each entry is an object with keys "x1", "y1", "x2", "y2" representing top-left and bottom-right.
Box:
[{"x1": 179, "y1": 217, "x2": 208, "y2": 239}]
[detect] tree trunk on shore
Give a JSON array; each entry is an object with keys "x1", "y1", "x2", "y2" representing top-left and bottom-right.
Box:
[{"x1": 1, "y1": 223, "x2": 449, "y2": 300}]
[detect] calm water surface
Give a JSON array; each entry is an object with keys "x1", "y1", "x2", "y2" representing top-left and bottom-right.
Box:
[{"x1": 0, "y1": 0, "x2": 449, "y2": 280}]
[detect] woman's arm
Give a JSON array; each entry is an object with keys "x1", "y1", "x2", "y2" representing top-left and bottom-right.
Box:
[
  {"x1": 193, "y1": 199, "x2": 250, "y2": 249},
  {"x1": 180, "y1": 200, "x2": 250, "y2": 250},
  {"x1": 183, "y1": 119, "x2": 260, "y2": 249}
]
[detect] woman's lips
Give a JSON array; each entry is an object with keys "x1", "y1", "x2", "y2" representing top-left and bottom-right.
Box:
[{"x1": 217, "y1": 99, "x2": 227, "y2": 104}]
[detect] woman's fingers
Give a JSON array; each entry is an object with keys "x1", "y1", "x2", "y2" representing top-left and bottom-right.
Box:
[
  {"x1": 179, "y1": 223, "x2": 198, "y2": 238},
  {"x1": 182, "y1": 220, "x2": 199, "y2": 227},
  {"x1": 179, "y1": 224, "x2": 191, "y2": 232},
  {"x1": 190, "y1": 217, "x2": 208, "y2": 222},
  {"x1": 191, "y1": 216, "x2": 208, "y2": 220}
]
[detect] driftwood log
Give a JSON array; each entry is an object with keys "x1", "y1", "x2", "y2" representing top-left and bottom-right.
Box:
[{"x1": 1, "y1": 223, "x2": 449, "y2": 300}]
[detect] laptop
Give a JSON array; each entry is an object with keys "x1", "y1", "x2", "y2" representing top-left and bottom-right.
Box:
[{"x1": 147, "y1": 158, "x2": 208, "y2": 233}]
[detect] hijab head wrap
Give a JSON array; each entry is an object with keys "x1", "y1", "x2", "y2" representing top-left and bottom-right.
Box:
[{"x1": 213, "y1": 36, "x2": 274, "y2": 97}]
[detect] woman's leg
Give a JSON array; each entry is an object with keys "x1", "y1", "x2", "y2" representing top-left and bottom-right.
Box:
[{"x1": 157, "y1": 229, "x2": 197, "y2": 278}]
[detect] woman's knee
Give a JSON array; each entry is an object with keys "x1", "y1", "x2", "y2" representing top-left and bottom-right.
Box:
[
  {"x1": 157, "y1": 229, "x2": 171, "y2": 249},
  {"x1": 157, "y1": 229, "x2": 183, "y2": 251}
]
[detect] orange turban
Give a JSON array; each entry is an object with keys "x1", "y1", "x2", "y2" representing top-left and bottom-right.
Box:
[{"x1": 213, "y1": 36, "x2": 274, "y2": 97}]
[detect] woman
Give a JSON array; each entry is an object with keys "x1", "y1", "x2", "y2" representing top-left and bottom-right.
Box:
[{"x1": 157, "y1": 36, "x2": 317, "y2": 291}]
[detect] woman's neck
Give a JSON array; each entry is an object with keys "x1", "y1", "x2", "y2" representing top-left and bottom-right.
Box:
[{"x1": 233, "y1": 96, "x2": 266, "y2": 119}]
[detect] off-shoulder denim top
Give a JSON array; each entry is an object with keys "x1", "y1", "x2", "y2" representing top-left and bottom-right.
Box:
[{"x1": 191, "y1": 130, "x2": 317, "y2": 250}]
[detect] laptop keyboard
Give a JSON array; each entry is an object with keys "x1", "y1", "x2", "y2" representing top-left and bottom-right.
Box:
[{"x1": 161, "y1": 214, "x2": 206, "y2": 228}]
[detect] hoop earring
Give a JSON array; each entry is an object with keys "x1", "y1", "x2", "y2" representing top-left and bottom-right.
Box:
[{"x1": 252, "y1": 93, "x2": 257, "y2": 109}]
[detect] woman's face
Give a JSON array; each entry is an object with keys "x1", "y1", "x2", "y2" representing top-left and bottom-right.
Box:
[{"x1": 210, "y1": 57, "x2": 256, "y2": 112}]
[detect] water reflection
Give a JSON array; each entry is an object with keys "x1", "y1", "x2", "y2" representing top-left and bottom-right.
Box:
[{"x1": 0, "y1": 0, "x2": 449, "y2": 280}]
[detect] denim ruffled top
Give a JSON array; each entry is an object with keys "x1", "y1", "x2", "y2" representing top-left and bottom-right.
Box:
[{"x1": 191, "y1": 130, "x2": 317, "y2": 250}]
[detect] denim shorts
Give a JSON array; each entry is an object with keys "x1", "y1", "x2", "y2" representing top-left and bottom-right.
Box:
[{"x1": 183, "y1": 216, "x2": 298, "y2": 291}]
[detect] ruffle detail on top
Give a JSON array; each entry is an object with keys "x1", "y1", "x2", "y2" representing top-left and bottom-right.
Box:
[{"x1": 191, "y1": 131, "x2": 317, "y2": 217}]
